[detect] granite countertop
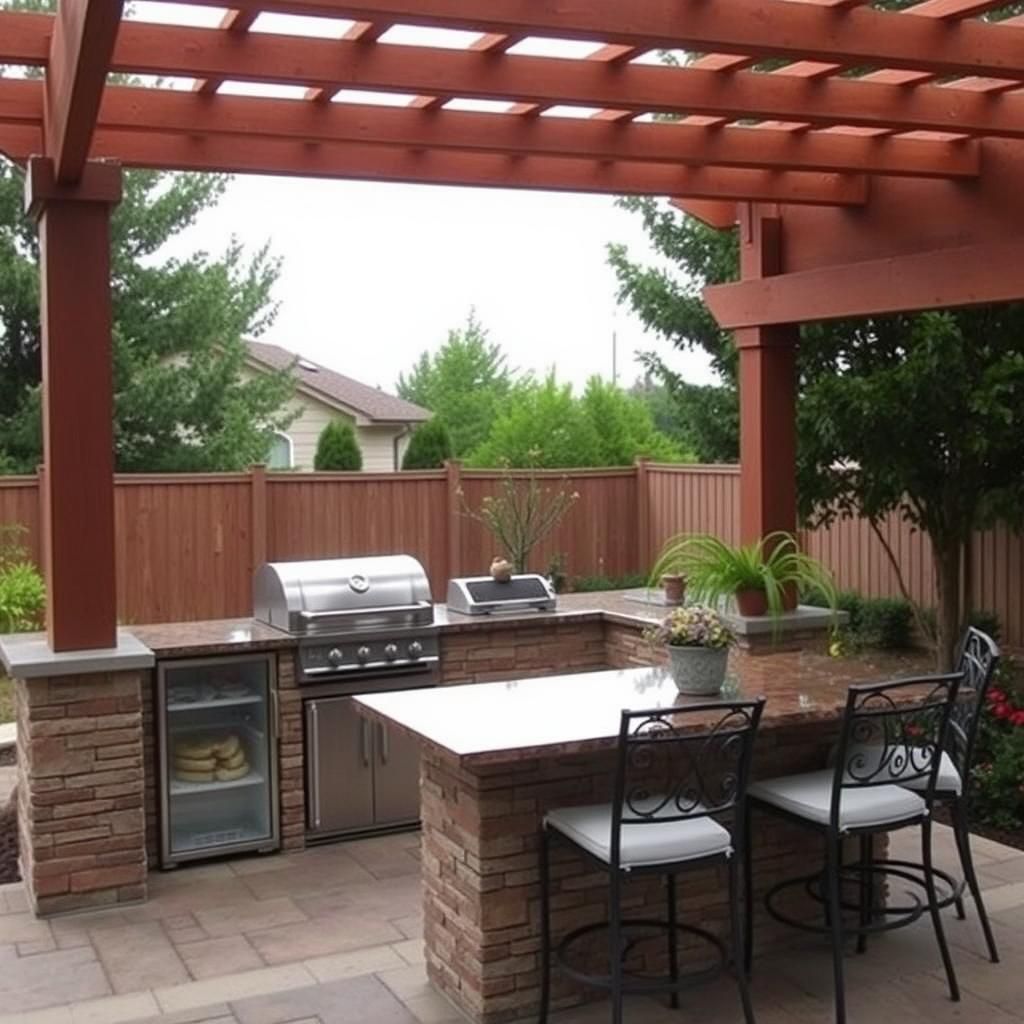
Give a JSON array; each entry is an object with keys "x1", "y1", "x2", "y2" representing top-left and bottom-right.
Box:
[
  {"x1": 355, "y1": 647, "x2": 934, "y2": 767},
  {"x1": 131, "y1": 590, "x2": 662, "y2": 657},
  {"x1": 131, "y1": 619, "x2": 295, "y2": 658}
]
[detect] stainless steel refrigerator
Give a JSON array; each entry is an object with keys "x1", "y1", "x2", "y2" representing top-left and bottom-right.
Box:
[{"x1": 157, "y1": 653, "x2": 280, "y2": 868}]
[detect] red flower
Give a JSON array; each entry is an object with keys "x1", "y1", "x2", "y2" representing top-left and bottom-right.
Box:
[
  {"x1": 993, "y1": 702, "x2": 1012, "y2": 720},
  {"x1": 988, "y1": 688, "x2": 1006, "y2": 704},
  {"x1": 1012, "y1": 710, "x2": 1024, "y2": 728}
]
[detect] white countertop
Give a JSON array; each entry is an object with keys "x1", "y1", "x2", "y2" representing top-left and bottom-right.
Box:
[{"x1": 354, "y1": 666, "x2": 719, "y2": 765}]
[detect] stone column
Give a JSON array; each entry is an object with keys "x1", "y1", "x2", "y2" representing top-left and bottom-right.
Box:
[{"x1": 16, "y1": 669, "x2": 147, "y2": 914}]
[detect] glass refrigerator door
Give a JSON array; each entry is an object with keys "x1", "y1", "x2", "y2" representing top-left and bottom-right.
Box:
[{"x1": 161, "y1": 656, "x2": 276, "y2": 865}]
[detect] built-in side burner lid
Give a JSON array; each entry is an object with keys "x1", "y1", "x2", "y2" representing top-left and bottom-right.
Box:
[
  {"x1": 253, "y1": 555, "x2": 433, "y2": 636},
  {"x1": 446, "y1": 574, "x2": 556, "y2": 616}
]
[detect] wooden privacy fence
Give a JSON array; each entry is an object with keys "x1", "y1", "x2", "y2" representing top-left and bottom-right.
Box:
[{"x1": 1, "y1": 463, "x2": 1022, "y2": 648}]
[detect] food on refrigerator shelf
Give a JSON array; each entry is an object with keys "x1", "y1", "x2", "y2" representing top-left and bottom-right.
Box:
[
  {"x1": 220, "y1": 748, "x2": 247, "y2": 771},
  {"x1": 215, "y1": 762, "x2": 251, "y2": 782},
  {"x1": 174, "y1": 767, "x2": 216, "y2": 783},
  {"x1": 211, "y1": 734, "x2": 241, "y2": 759},
  {"x1": 175, "y1": 737, "x2": 217, "y2": 760},
  {"x1": 173, "y1": 755, "x2": 217, "y2": 772},
  {"x1": 213, "y1": 681, "x2": 250, "y2": 700}
]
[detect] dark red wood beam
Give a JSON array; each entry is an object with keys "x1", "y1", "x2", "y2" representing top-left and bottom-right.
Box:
[
  {"x1": 6, "y1": 16, "x2": 1024, "y2": 139},
  {"x1": 156, "y1": 0, "x2": 1024, "y2": 79},
  {"x1": 193, "y1": 9, "x2": 260, "y2": 95},
  {"x1": 704, "y1": 238, "x2": 1024, "y2": 327},
  {"x1": 45, "y1": 0, "x2": 124, "y2": 183},
  {"x1": 669, "y1": 199, "x2": 737, "y2": 230},
  {"x1": 66, "y1": 84, "x2": 976, "y2": 179},
  {"x1": 0, "y1": 122, "x2": 867, "y2": 205}
]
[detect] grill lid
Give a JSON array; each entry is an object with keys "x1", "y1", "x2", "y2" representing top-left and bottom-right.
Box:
[{"x1": 254, "y1": 555, "x2": 434, "y2": 636}]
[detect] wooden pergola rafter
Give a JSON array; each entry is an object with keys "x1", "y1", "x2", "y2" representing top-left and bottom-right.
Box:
[{"x1": 4, "y1": 0, "x2": 1024, "y2": 652}]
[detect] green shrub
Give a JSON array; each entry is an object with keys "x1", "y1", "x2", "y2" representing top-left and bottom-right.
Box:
[
  {"x1": 857, "y1": 597, "x2": 915, "y2": 649},
  {"x1": 571, "y1": 573, "x2": 647, "y2": 593},
  {"x1": 973, "y1": 668, "x2": 1024, "y2": 831},
  {"x1": 968, "y1": 609, "x2": 1001, "y2": 642},
  {"x1": 313, "y1": 420, "x2": 362, "y2": 471},
  {"x1": 402, "y1": 419, "x2": 454, "y2": 470},
  {"x1": 805, "y1": 588, "x2": 863, "y2": 632},
  {"x1": 0, "y1": 525, "x2": 45, "y2": 633}
]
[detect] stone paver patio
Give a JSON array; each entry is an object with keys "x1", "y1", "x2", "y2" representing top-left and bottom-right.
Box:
[{"x1": 0, "y1": 824, "x2": 1021, "y2": 1024}]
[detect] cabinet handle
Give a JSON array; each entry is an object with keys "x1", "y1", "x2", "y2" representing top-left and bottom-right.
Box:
[
  {"x1": 361, "y1": 717, "x2": 371, "y2": 767},
  {"x1": 308, "y1": 702, "x2": 321, "y2": 830},
  {"x1": 379, "y1": 722, "x2": 390, "y2": 765}
]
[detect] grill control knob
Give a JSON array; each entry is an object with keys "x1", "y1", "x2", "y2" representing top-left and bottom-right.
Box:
[
  {"x1": 383, "y1": 643, "x2": 399, "y2": 661},
  {"x1": 327, "y1": 647, "x2": 344, "y2": 667},
  {"x1": 407, "y1": 640, "x2": 423, "y2": 660},
  {"x1": 357, "y1": 645, "x2": 371, "y2": 663}
]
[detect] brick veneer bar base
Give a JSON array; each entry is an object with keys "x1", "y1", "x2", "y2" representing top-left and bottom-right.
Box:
[
  {"x1": 16, "y1": 671, "x2": 147, "y2": 916},
  {"x1": 420, "y1": 720, "x2": 886, "y2": 1024}
]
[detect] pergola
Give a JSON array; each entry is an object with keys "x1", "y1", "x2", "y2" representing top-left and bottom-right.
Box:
[{"x1": 3, "y1": 0, "x2": 1024, "y2": 653}]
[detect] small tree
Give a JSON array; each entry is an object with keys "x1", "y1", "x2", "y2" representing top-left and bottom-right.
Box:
[
  {"x1": 460, "y1": 466, "x2": 579, "y2": 573},
  {"x1": 402, "y1": 419, "x2": 454, "y2": 470},
  {"x1": 314, "y1": 420, "x2": 362, "y2": 471}
]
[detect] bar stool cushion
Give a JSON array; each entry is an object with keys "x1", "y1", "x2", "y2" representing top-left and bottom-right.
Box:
[
  {"x1": 748, "y1": 769, "x2": 927, "y2": 830},
  {"x1": 545, "y1": 802, "x2": 732, "y2": 868}
]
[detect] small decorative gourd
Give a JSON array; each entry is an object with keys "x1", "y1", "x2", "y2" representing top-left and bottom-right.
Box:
[{"x1": 490, "y1": 556, "x2": 514, "y2": 583}]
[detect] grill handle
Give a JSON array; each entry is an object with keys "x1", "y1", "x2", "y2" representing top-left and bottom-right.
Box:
[
  {"x1": 298, "y1": 601, "x2": 432, "y2": 623},
  {"x1": 307, "y1": 702, "x2": 321, "y2": 830}
]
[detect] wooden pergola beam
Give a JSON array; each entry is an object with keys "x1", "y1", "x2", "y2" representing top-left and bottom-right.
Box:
[
  {"x1": 0, "y1": 121, "x2": 866, "y2": 206},
  {"x1": 5, "y1": 16, "x2": 1024, "y2": 140},
  {"x1": 669, "y1": 199, "x2": 737, "y2": 230},
  {"x1": 100, "y1": 23, "x2": 1024, "y2": 141},
  {"x1": 158, "y1": 0, "x2": 1024, "y2": 79},
  {"x1": 704, "y1": 239, "x2": 1024, "y2": 327},
  {"x1": 45, "y1": 0, "x2": 124, "y2": 184},
  {"x1": 193, "y1": 9, "x2": 261, "y2": 95},
  {"x1": 41, "y1": 84, "x2": 972, "y2": 179}
]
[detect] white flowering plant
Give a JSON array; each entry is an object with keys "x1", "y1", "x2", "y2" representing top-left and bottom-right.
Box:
[{"x1": 645, "y1": 604, "x2": 735, "y2": 650}]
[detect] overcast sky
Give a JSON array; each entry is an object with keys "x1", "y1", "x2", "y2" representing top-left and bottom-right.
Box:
[{"x1": 136, "y1": 3, "x2": 716, "y2": 395}]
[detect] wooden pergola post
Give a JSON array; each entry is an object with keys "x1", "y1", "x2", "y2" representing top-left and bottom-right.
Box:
[
  {"x1": 25, "y1": 157, "x2": 122, "y2": 651},
  {"x1": 735, "y1": 207, "x2": 798, "y2": 544}
]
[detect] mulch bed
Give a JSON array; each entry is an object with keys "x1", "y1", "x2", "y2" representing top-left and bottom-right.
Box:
[{"x1": 0, "y1": 794, "x2": 18, "y2": 885}]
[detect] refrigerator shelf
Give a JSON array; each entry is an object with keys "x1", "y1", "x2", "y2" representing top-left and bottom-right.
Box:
[
  {"x1": 170, "y1": 822, "x2": 268, "y2": 852},
  {"x1": 170, "y1": 769, "x2": 266, "y2": 797},
  {"x1": 166, "y1": 694, "x2": 264, "y2": 712}
]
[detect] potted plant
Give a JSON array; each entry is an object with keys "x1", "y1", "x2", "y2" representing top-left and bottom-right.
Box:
[
  {"x1": 645, "y1": 605, "x2": 734, "y2": 695},
  {"x1": 649, "y1": 531, "x2": 838, "y2": 620},
  {"x1": 660, "y1": 573, "x2": 686, "y2": 605}
]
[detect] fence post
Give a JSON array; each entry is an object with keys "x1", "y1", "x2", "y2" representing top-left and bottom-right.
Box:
[
  {"x1": 445, "y1": 459, "x2": 463, "y2": 581},
  {"x1": 635, "y1": 458, "x2": 650, "y2": 572},
  {"x1": 251, "y1": 464, "x2": 268, "y2": 570}
]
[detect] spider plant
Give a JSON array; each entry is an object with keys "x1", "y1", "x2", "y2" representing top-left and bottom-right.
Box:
[{"x1": 649, "y1": 531, "x2": 839, "y2": 621}]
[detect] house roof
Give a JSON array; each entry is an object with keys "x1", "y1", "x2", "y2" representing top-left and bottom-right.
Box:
[{"x1": 246, "y1": 340, "x2": 430, "y2": 425}]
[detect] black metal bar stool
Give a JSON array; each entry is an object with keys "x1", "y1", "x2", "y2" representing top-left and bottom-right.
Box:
[
  {"x1": 537, "y1": 698, "x2": 765, "y2": 1024},
  {"x1": 743, "y1": 674, "x2": 962, "y2": 1024},
  {"x1": 890, "y1": 627, "x2": 1001, "y2": 963}
]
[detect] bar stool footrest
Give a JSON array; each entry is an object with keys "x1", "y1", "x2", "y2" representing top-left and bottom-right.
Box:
[
  {"x1": 555, "y1": 917, "x2": 728, "y2": 995},
  {"x1": 766, "y1": 859, "x2": 949, "y2": 936}
]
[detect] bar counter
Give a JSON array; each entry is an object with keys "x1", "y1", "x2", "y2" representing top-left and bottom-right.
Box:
[{"x1": 356, "y1": 650, "x2": 930, "y2": 1023}]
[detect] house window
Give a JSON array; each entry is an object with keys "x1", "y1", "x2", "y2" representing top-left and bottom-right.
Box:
[{"x1": 267, "y1": 431, "x2": 293, "y2": 470}]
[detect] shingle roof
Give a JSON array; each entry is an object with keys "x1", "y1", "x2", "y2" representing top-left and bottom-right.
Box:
[{"x1": 246, "y1": 340, "x2": 430, "y2": 424}]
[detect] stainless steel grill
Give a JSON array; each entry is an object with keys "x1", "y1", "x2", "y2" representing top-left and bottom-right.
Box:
[
  {"x1": 253, "y1": 555, "x2": 440, "y2": 841},
  {"x1": 253, "y1": 555, "x2": 439, "y2": 682}
]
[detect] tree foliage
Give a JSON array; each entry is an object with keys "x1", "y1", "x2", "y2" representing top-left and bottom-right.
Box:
[
  {"x1": 314, "y1": 420, "x2": 363, "y2": 471},
  {"x1": 401, "y1": 418, "x2": 454, "y2": 470},
  {"x1": 396, "y1": 311, "x2": 516, "y2": 457},
  {"x1": 610, "y1": 197, "x2": 1024, "y2": 668},
  {"x1": 0, "y1": 141, "x2": 295, "y2": 472},
  {"x1": 467, "y1": 373, "x2": 684, "y2": 468},
  {"x1": 608, "y1": 198, "x2": 740, "y2": 463}
]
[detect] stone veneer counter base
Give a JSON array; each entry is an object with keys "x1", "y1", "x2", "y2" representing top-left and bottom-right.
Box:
[{"x1": 355, "y1": 655, "x2": 928, "y2": 1024}]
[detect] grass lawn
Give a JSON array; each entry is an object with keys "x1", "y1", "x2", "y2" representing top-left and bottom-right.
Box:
[{"x1": 0, "y1": 676, "x2": 13, "y2": 724}]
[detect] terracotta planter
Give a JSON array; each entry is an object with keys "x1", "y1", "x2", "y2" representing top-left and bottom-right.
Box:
[
  {"x1": 660, "y1": 574, "x2": 686, "y2": 605},
  {"x1": 735, "y1": 587, "x2": 768, "y2": 617}
]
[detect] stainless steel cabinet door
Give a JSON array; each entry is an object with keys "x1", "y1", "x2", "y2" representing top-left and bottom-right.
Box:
[
  {"x1": 373, "y1": 722, "x2": 422, "y2": 827},
  {"x1": 306, "y1": 697, "x2": 374, "y2": 835}
]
